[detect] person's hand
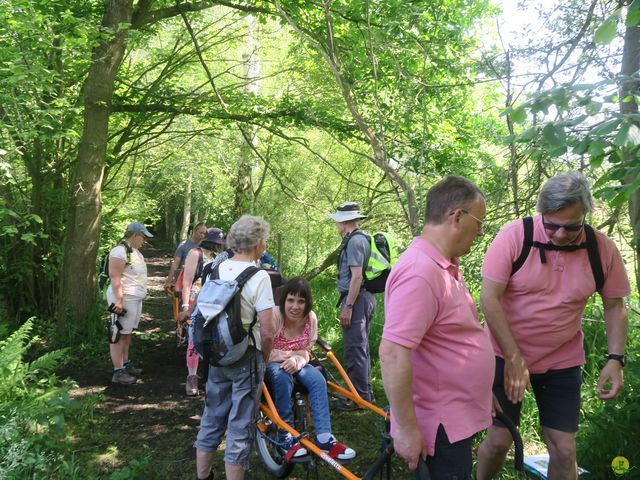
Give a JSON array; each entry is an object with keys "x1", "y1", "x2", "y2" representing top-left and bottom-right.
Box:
[
  {"x1": 280, "y1": 358, "x2": 300, "y2": 374},
  {"x1": 162, "y1": 280, "x2": 175, "y2": 293},
  {"x1": 596, "y1": 360, "x2": 624, "y2": 400},
  {"x1": 393, "y1": 424, "x2": 427, "y2": 471},
  {"x1": 178, "y1": 310, "x2": 190, "y2": 323},
  {"x1": 503, "y1": 354, "x2": 529, "y2": 403},
  {"x1": 339, "y1": 305, "x2": 352, "y2": 328}
]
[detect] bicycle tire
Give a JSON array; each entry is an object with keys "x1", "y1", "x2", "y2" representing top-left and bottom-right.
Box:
[{"x1": 255, "y1": 413, "x2": 295, "y2": 478}]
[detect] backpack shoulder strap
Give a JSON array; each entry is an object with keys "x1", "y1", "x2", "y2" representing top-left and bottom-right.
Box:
[
  {"x1": 118, "y1": 241, "x2": 133, "y2": 265},
  {"x1": 338, "y1": 230, "x2": 369, "y2": 266},
  {"x1": 583, "y1": 224, "x2": 604, "y2": 291},
  {"x1": 235, "y1": 266, "x2": 260, "y2": 287},
  {"x1": 195, "y1": 247, "x2": 204, "y2": 279},
  {"x1": 511, "y1": 217, "x2": 533, "y2": 276}
]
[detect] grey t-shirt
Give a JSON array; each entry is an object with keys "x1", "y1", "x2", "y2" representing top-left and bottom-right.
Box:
[
  {"x1": 337, "y1": 231, "x2": 370, "y2": 293},
  {"x1": 174, "y1": 239, "x2": 199, "y2": 268}
]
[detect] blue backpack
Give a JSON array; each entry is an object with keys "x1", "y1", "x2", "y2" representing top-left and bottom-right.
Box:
[{"x1": 191, "y1": 264, "x2": 260, "y2": 367}]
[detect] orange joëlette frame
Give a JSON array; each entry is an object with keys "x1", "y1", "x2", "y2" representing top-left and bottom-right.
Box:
[{"x1": 258, "y1": 341, "x2": 390, "y2": 480}]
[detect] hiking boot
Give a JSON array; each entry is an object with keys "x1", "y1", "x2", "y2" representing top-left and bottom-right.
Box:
[
  {"x1": 124, "y1": 361, "x2": 143, "y2": 376},
  {"x1": 336, "y1": 398, "x2": 358, "y2": 411},
  {"x1": 186, "y1": 374, "x2": 199, "y2": 396},
  {"x1": 112, "y1": 369, "x2": 137, "y2": 385},
  {"x1": 316, "y1": 436, "x2": 356, "y2": 460}
]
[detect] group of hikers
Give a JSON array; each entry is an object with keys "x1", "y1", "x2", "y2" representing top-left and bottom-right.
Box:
[{"x1": 103, "y1": 171, "x2": 629, "y2": 480}]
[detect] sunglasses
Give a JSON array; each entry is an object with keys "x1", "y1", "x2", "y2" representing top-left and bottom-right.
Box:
[{"x1": 542, "y1": 217, "x2": 584, "y2": 232}]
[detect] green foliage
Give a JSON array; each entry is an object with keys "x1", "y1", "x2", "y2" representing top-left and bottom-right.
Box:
[
  {"x1": 0, "y1": 318, "x2": 82, "y2": 479},
  {"x1": 578, "y1": 299, "x2": 640, "y2": 478}
]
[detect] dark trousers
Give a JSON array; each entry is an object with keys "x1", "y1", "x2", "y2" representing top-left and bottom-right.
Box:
[
  {"x1": 426, "y1": 424, "x2": 474, "y2": 480},
  {"x1": 340, "y1": 290, "x2": 376, "y2": 400}
]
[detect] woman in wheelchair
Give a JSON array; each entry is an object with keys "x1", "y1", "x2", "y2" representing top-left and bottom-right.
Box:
[{"x1": 266, "y1": 277, "x2": 356, "y2": 463}]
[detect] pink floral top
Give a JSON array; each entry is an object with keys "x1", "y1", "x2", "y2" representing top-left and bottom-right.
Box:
[
  {"x1": 268, "y1": 309, "x2": 318, "y2": 371},
  {"x1": 274, "y1": 320, "x2": 311, "y2": 351}
]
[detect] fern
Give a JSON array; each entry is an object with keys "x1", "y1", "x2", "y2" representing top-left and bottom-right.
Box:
[{"x1": 0, "y1": 317, "x2": 79, "y2": 477}]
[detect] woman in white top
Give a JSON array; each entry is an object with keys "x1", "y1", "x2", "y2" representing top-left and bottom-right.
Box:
[
  {"x1": 106, "y1": 222, "x2": 153, "y2": 385},
  {"x1": 195, "y1": 215, "x2": 275, "y2": 480}
]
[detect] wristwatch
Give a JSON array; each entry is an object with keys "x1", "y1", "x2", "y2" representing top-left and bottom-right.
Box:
[
  {"x1": 181, "y1": 304, "x2": 189, "y2": 311},
  {"x1": 607, "y1": 353, "x2": 625, "y2": 367},
  {"x1": 345, "y1": 303, "x2": 354, "y2": 310}
]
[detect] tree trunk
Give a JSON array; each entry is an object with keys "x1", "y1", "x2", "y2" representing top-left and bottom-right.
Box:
[
  {"x1": 58, "y1": 0, "x2": 134, "y2": 327},
  {"x1": 620, "y1": 17, "x2": 640, "y2": 291},
  {"x1": 180, "y1": 171, "x2": 193, "y2": 241},
  {"x1": 234, "y1": 15, "x2": 260, "y2": 217}
]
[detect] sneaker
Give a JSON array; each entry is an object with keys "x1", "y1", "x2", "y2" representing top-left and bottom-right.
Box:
[
  {"x1": 186, "y1": 374, "x2": 199, "y2": 396},
  {"x1": 112, "y1": 369, "x2": 137, "y2": 385},
  {"x1": 317, "y1": 436, "x2": 356, "y2": 460},
  {"x1": 281, "y1": 436, "x2": 307, "y2": 464},
  {"x1": 124, "y1": 361, "x2": 143, "y2": 376},
  {"x1": 336, "y1": 398, "x2": 358, "y2": 411}
]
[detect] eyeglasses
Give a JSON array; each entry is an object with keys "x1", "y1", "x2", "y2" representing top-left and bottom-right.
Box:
[
  {"x1": 542, "y1": 217, "x2": 584, "y2": 232},
  {"x1": 462, "y1": 210, "x2": 484, "y2": 228},
  {"x1": 449, "y1": 209, "x2": 485, "y2": 229}
]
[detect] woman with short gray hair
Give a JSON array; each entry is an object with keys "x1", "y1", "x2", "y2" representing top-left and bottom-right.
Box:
[
  {"x1": 226, "y1": 215, "x2": 271, "y2": 253},
  {"x1": 195, "y1": 215, "x2": 275, "y2": 480},
  {"x1": 536, "y1": 171, "x2": 594, "y2": 215}
]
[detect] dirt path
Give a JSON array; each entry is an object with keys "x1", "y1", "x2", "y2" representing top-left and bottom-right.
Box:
[{"x1": 68, "y1": 247, "x2": 402, "y2": 480}]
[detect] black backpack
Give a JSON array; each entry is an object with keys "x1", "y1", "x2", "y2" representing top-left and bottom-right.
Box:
[
  {"x1": 97, "y1": 242, "x2": 132, "y2": 298},
  {"x1": 511, "y1": 216, "x2": 604, "y2": 291},
  {"x1": 191, "y1": 264, "x2": 260, "y2": 367}
]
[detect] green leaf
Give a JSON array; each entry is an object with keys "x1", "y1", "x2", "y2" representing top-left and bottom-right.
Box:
[
  {"x1": 591, "y1": 118, "x2": 621, "y2": 136},
  {"x1": 519, "y1": 127, "x2": 537, "y2": 141},
  {"x1": 610, "y1": 191, "x2": 629, "y2": 207},
  {"x1": 510, "y1": 107, "x2": 527, "y2": 124},
  {"x1": 590, "y1": 154, "x2": 604, "y2": 168},
  {"x1": 614, "y1": 123, "x2": 630, "y2": 147},
  {"x1": 586, "y1": 101, "x2": 602, "y2": 115},
  {"x1": 573, "y1": 137, "x2": 591, "y2": 155},
  {"x1": 542, "y1": 123, "x2": 566, "y2": 147},
  {"x1": 548, "y1": 145, "x2": 568, "y2": 157},
  {"x1": 626, "y1": 0, "x2": 640, "y2": 26},
  {"x1": 595, "y1": 16, "x2": 618, "y2": 45}
]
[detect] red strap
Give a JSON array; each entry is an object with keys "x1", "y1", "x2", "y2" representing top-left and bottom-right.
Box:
[
  {"x1": 284, "y1": 444, "x2": 305, "y2": 463},
  {"x1": 326, "y1": 442, "x2": 347, "y2": 459}
]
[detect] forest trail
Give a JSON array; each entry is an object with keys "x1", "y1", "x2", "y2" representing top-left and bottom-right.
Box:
[{"x1": 66, "y1": 246, "x2": 390, "y2": 479}]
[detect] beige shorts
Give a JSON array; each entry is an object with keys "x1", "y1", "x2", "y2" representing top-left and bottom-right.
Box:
[{"x1": 106, "y1": 290, "x2": 143, "y2": 334}]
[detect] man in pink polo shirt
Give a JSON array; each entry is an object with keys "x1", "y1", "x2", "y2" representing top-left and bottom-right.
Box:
[
  {"x1": 477, "y1": 172, "x2": 630, "y2": 480},
  {"x1": 380, "y1": 176, "x2": 494, "y2": 479}
]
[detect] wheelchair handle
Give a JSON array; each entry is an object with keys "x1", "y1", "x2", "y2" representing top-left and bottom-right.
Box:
[
  {"x1": 315, "y1": 337, "x2": 332, "y2": 352},
  {"x1": 494, "y1": 410, "x2": 524, "y2": 471}
]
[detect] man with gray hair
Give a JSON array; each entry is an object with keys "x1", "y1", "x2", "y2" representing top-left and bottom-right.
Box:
[{"x1": 477, "y1": 172, "x2": 630, "y2": 480}]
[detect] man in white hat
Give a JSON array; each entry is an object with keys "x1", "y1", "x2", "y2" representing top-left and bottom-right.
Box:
[{"x1": 329, "y1": 202, "x2": 376, "y2": 410}]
